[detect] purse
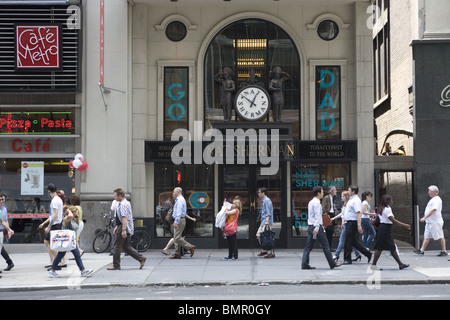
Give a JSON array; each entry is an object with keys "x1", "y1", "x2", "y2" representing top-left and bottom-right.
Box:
[
  {"x1": 260, "y1": 225, "x2": 275, "y2": 250},
  {"x1": 370, "y1": 213, "x2": 380, "y2": 228},
  {"x1": 223, "y1": 210, "x2": 239, "y2": 236},
  {"x1": 50, "y1": 229, "x2": 77, "y2": 252},
  {"x1": 322, "y1": 214, "x2": 332, "y2": 227}
]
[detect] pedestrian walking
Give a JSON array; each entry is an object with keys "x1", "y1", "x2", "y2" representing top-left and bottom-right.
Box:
[
  {"x1": 223, "y1": 199, "x2": 241, "y2": 260},
  {"x1": 371, "y1": 195, "x2": 410, "y2": 270},
  {"x1": 107, "y1": 188, "x2": 146, "y2": 270},
  {"x1": 302, "y1": 186, "x2": 343, "y2": 270},
  {"x1": 0, "y1": 193, "x2": 15, "y2": 271},
  {"x1": 161, "y1": 214, "x2": 196, "y2": 256},
  {"x1": 68, "y1": 195, "x2": 85, "y2": 257},
  {"x1": 256, "y1": 187, "x2": 275, "y2": 258},
  {"x1": 414, "y1": 185, "x2": 447, "y2": 256},
  {"x1": 169, "y1": 187, "x2": 195, "y2": 259},
  {"x1": 47, "y1": 206, "x2": 93, "y2": 278},
  {"x1": 322, "y1": 186, "x2": 337, "y2": 248},
  {"x1": 39, "y1": 183, "x2": 64, "y2": 268},
  {"x1": 361, "y1": 191, "x2": 376, "y2": 249},
  {"x1": 343, "y1": 185, "x2": 372, "y2": 264},
  {"x1": 331, "y1": 191, "x2": 349, "y2": 261}
]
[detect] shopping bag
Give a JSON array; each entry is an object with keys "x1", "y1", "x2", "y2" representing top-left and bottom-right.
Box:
[
  {"x1": 50, "y1": 229, "x2": 77, "y2": 252},
  {"x1": 215, "y1": 206, "x2": 227, "y2": 229},
  {"x1": 260, "y1": 226, "x2": 275, "y2": 250}
]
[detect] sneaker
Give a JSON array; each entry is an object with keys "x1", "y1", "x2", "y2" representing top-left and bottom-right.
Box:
[
  {"x1": 81, "y1": 269, "x2": 94, "y2": 277},
  {"x1": 437, "y1": 251, "x2": 448, "y2": 256},
  {"x1": 413, "y1": 249, "x2": 424, "y2": 255},
  {"x1": 48, "y1": 270, "x2": 60, "y2": 278}
]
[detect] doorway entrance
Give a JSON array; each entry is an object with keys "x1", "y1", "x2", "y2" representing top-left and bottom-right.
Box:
[{"x1": 219, "y1": 165, "x2": 285, "y2": 248}]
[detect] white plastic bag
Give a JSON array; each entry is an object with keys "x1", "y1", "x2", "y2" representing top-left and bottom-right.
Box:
[
  {"x1": 215, "y1": 206, "x2": 227, "y2": 229},
  {"x1": 50, "y1": 229, "x2": 77, "y2": 252}
]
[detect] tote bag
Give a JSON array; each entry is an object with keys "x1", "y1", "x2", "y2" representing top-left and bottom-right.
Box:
[
  {"x1": 260, "y1": 226, "x2": 275, "y2": 250},
  {"x1": 50, "y1": 229, "x2": 77, "y2": 252}
]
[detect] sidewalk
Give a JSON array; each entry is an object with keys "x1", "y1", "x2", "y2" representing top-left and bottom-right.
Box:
[{"x1": 1, "y1": 243, "x2": 449, "y2": 292}]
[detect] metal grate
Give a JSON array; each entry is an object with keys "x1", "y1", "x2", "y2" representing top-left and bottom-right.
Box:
[{"x1": 0, "y1": 5, "x2": 81, "y2": 91}]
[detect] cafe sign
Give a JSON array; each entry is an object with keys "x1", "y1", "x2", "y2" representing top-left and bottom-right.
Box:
[{"x1": 15, "y1": 25, "x2": 61, "y2": 70}]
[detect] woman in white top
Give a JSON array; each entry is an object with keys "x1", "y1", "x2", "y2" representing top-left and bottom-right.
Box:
[{"x1": 371, "y1": 195, "x2": 411, "y2": 270}]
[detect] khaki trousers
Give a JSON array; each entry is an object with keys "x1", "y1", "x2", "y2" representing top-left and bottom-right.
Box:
[{"x1": 173, "y1": 217, "x2": 193, "y2": 256}]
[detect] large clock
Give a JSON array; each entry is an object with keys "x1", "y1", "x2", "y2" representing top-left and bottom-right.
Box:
[{"x1": 234, "y1": 85, "x2": 271, "y2": 121}]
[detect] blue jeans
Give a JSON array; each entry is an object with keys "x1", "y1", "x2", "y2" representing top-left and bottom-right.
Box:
[
  {"x1": 361, "y1": 218, "x2": 376, "y2": 248},
  {"x1": 51, "y1": 246, "x2": 85, "y2": 271},
  {"x1": 334, "y1": 224, "x2": 361, "y2": 258}
]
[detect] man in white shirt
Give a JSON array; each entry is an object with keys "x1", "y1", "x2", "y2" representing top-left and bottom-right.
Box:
[
  {"x1": 39, "y1": 183, "x2": 64, "y2": 268},
  {"x1": 414, "y1": 185, "x2": 447, "y2": 256},
  {"x1": 301, "y1": 186, "x2": 343, "y2": 270},
  {"x1": 343, "y1": 185, "x2": 372, "y2": 264}
]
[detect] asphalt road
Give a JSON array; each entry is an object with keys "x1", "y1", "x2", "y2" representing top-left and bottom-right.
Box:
[{"x1": 3, "y1": 283, "x2": 449, "y2": 300}]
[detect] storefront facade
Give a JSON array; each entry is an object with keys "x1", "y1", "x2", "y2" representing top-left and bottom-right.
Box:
[
  {"x1": 134, "y1": 0, "x2": 375, "y2": 249},
  {"x1": 0, "y1": 0, "x2": 375, "y2": 250},
  {"x1": 0, "y1": 1, "x2": 82, "y2": 242}
]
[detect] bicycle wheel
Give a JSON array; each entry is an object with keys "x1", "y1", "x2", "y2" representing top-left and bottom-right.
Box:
[
  {"x1": 131, "y1": 229, "x2": 152, "y2": 252},
  {"x1": 93, "y1": 231, "x2": 112, "y2": 253}
]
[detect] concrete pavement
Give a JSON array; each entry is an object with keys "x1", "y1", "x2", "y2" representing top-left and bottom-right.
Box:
[{"x1": 0, "y1": 243, "x2": 449, "y2": 292}]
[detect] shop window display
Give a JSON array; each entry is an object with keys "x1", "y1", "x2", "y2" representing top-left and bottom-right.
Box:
[
  {"x1": 291, "y1": 163, "x2": 350, "y2": 237},
  {"x1": 0, "y1": 158, "x2": 75, "y2": 243},
  {"x1": 155, "y1": 164, "x2": 214, "y2": 238}
]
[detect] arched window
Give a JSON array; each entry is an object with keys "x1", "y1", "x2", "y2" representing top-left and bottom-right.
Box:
[{"x1": 204, "y1": 19, "x2": 301, "y2": 139}]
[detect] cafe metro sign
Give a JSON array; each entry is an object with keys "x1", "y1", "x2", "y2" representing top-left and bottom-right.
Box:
[{"x1": 15, "y1": 25, "x2": 61, "y2": 70}]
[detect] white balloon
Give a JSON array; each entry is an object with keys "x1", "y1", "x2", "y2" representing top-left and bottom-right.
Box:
[
  {"x1": 73, "y1": 159, "x2": 82, "y2": 168},
  {"x1": 75, "y1": 153, "x2": 83, "y2": 161}
]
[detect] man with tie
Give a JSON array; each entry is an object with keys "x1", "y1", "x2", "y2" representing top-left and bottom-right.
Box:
[
  {"x1": 170, "y1": 187, "x2": 195, "y2": 259},
  {"x1": 107, "y1": 188, "x2": 146, "y2": 270}
]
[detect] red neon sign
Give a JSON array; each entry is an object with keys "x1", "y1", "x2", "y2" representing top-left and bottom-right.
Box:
[{"x1": 15, "y1": 25, "x2": 61, "y2": 70}]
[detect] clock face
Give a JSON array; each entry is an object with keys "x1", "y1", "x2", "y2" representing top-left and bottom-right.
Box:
[{"x1": 235, "y1": 86, "x2": 270, "y2": 121}]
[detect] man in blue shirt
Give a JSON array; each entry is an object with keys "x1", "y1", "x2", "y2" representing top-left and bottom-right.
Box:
[
  {"x1": 256, "y1": 187, "x2": 275, "y2": 258},
  {"x1": 170, "y1": 187, "x2": 195, "y2": 259}
]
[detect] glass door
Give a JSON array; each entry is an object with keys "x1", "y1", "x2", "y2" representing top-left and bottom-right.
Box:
[{"x1": 219, "y1": 165, "x2": 284, "y2": 248}]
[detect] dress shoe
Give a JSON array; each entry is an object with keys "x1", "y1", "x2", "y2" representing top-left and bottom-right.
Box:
[
  {"x1": 257, "y1": 251, "x2": 268, "y2": 257},
  {"x1": 189, "y1": 246, "x2": 195, "y2": 257},
  {"x1": 343, "y1": 260, "x2": 352, "y2": 265},
  {"x1": 399, "y1": 263, "x2": 409, "y2": 270},
  {"x1": 352, "y1": 255, "x2": 361, "y2": 262},
  {"x1": 170, "y1": 255, "x2": 181, "y2": 259},
  {"x1": 264, "y1": 253, "x2": 275, "y2": 259},
  {"x1": 107, "y1": 266, "x2": 121, "y2": 270},
  {"x1": 302, "y1": 265, "x2": 316, "y2": 270},
  {"x1": 4, "y1": 263, "x2": 14, "y2": 271},
  {"x1": 139, "y1": 257, "x2": 146, "y2": 269}
]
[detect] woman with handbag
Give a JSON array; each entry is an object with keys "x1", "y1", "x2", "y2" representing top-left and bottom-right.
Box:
[
  {"x1": 371, "y1": 195, "x2": 411, "y2": 270},
  {"x1": 48, "y1": 206, "x2": 93, "y2": 278},
  {"x1": 223, "y1": 199, "x2": 241, "y2": 260}
]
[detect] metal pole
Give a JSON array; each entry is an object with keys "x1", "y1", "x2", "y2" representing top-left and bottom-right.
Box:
[{"x1": 414, "y1": 205, "x2": 420, "y2": 249}]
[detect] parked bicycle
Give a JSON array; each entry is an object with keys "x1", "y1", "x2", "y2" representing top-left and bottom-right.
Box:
[
  {"x1": 93, "y1": 213, "x2": 152, "y2": 253},
  {"x1": 131, "y1": 222, "x2": 152, "y2": 252},
  {"x1": 93, "y1": 212, "x2": 114, "y2": 253}
]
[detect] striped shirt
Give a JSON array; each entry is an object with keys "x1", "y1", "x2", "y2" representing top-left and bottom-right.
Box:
[{"x1": 115, "y1": 199, "x2": 134, "y2": 235}]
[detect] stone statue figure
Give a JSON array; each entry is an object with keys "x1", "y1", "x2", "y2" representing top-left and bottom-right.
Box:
[
  {"x1": 215, "y1": 67, "x2": 235, "y2": 122},
  {"x1": 269, "y1": 66, "x2": 290, "y2": 122}
]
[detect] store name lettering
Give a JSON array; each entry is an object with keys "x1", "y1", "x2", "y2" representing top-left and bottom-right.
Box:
[
  {"x1": 294, "y1": 171, "x2": 344, "y2": 188},
  {"x1": 16, "y1": 25, "x2": 60, "y2": 69},
  {"x1": 318, "y1": 69, "x2": 337, "y2": 131},
  {"x1": 0, "y1": 113, "x2": 71, "y2": 133},
  {"x1": 168, "y1": 83, "x2": 186, "y2": 120},
  {"x1": 12, "y1": 138, "x2": 51, "y2": 153}
]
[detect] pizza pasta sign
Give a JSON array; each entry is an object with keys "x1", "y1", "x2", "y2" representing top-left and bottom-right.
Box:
[{"x1": 15, "y1": 25, "x2": 61, "y2": 70}]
